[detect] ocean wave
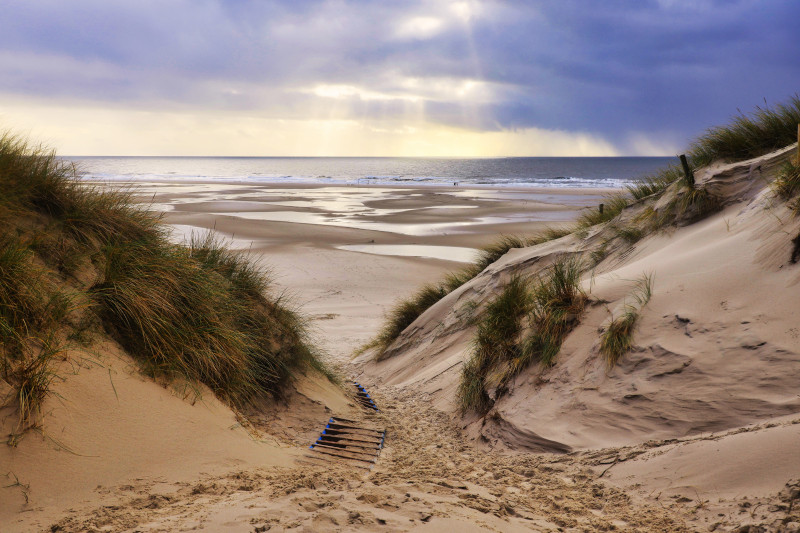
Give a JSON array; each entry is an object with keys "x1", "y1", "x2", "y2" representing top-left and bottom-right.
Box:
[{"x1": 80, "y1": 172, "x2": 634, "y2": 189}]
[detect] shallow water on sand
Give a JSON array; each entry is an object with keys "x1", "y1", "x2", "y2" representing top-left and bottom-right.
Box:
[{"x1": 336, "y1": 244, "x2": 478, "y2": 263}]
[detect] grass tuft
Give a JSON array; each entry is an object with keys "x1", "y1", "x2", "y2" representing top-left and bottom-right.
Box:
[
  {"x1": 773, "y1": 160, "x2": 800, "y2": 201},
  {"x1": 518, "y1": 257, "x2": 586, "y2": 369},
  {"x1": 370, "y1": 229, "x2": 572, "y2": 357},
  {"x1": 372, "y1": 283, "x2": 449, "y2": 360},
  {"x1": 576, "y1": 194, "x2": 629, "y2": 229},
  {"x1": 599, "y1": 311, "x2": 638, "y2": 368},
  {"x1": 688, "y1": 95, "x2": 800, "y2": 167},
  {"x1": 458, "y1": 258, "x2": 586, "y2": 413},
  {"x1": 4, "y1": 334, "x2": 65, "y2": 429},
  {"x1": 599, "y1": 274, "x2": 653, "y2": 368},
  {"x1": 0, "y1": 131, "x2": 328, "y2": 424},
  {"x1": 627, "y1": 166, "x2": 682, "y2": 200},
  {"x1": 674, "y1": 186, "x2": 721, "y2": 222},
  {"x1": 473, "y1": 235, "x2": 530, "y2": 272},
  {"x1": 92, "y1": 233, "x2": 323, "y2": 407},
  {"x1": 457, "y1": 275, "x2": 532, "y2": 414},
  {"x1": 614, "y1": 225, "x2": 644, "y2": 244}
]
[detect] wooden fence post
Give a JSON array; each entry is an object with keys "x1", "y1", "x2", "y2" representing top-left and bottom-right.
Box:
[
  {"x1": 599, "y1": 203, "x2": 604, "y2": 215},
  {"x1": 679, "y1": 154, "x2": 695, "y2": 188}
]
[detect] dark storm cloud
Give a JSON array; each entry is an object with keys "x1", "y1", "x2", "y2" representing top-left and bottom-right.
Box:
[{"x1": 1, "y1": 0, "x2": 798, "y2": 150}]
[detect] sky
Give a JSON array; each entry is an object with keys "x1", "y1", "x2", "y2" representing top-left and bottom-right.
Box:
[{"x1": 0, "y1": 0, "x2": 798, "y2": 157}]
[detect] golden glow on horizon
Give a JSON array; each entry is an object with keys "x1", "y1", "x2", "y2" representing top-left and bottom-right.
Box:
[{"x1": 0, "y1": 96, "x2": 676, "y2": 157}]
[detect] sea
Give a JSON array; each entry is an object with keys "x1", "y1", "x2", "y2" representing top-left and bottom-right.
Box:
[{"x1": 68, "y1": 156, "x2": 674, "y2": 189}]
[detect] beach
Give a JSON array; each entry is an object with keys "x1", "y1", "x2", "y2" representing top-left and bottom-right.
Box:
[
  {"x1": 136, "y1": 181, "x2": 608, "y2": 360},
  {"x1": 5, "y1": 2, "x2": 799, "y2": 529},
  {"x1": 5, "y1": 151, "x2": 800, "y2": 532}
]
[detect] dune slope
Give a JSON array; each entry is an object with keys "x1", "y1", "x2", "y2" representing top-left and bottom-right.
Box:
[{"x1": 357, "y1": 145, "x2": 800, "y2": 528}]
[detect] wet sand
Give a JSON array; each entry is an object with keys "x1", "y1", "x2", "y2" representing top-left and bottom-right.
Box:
[{"x1": 131, "y1": 181, "x2": 607, "y2": 359}]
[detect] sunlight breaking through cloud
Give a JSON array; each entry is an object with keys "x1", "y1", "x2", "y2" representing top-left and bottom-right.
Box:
[
  {"x1": 394, "y1": 16, "x2": 446, "y2": 40},
  {"x1": 0, "y1": 1, "x2": 797, "y2": 155},
  {"x1": 1, "y1": 95, "x2": 621, "y2": 157}
]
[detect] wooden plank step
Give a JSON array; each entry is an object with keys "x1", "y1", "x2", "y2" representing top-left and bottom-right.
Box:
[
  {"x1": 355, "y1": 398, "x2": 379, "y2": 408},
  {"x1": 316, "y1": 435, "x2": 380, "y2": 448},
  {"x1": 312, "y1": 443, "x2": 380, "y2": 459},
  {"x1": 352, "y1": 382, "x2": 380, "y2": 411},
  {"x1": 324, "y1": 428, "x2": 384, "y2": 440},
  {"x1": 326, "y1": 421, "x2": 385, "y2": 434},
  {"x1": 319, "y1": 432, "x2": 384, "y2": 446},
  {"x1": 318, "y1": 435, "x2": 382, "y2": 449}
]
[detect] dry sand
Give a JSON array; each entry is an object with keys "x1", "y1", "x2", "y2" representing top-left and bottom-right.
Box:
[
  {"x1": 4, "y1": 177, "x2": 798, "y2": 532},
  {"x1": 355, "y1": 147, "x2": 800, "y2": 531}
]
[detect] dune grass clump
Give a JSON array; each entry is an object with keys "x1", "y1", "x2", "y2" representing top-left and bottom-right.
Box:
[
  {"x1": 93, "y1": 233, "x2": 325, "y2": 407},
  {"x1": 372, "y1": 282, "x2": 449, "y2": 355},
  {"x1": 0, "y1": 232, "x2": 75, "y2": 429},
  {"x1": 664, "y1": 185, "x2": 722, "y2": 226},
  {"x1": 518, "y1": 257, "x2": 586, "y2": 369},
  {"x1": 576, "y1": 193, "x2": 630, "y2": 229},
  {"x1": 627, "y1": 166, "x2": 683, "y2": 201},
  {"x1": 599, "y1": 274, "x2": 653, "y2": 367},
  {"x1": 457, "y1": 275, "x2": 532, "y2": 413},
  {"x1": 371, "y1": 229, "x2": 573, "y2": 358},
  {"x1": 614, "y1": 225, "x2": 645, "y2": 244},
  {"x1": 473, "y1": 235, "x2": 531, "y2": 272},
  {"x1": 4, "y1": 334, "x2": 65, "y2": 428},
  {"x1": 458, "y1": 258, "x2": 586, "y2": 413},
  {"x1": 0, "y1": 141, "x2": 79, "y2": 428},
  {"x1": 0, "y1": 234, "x2": 50, "y2": 354},
  {"x1": 773, "y1": 160, "x2": 800, "y2": 202},
  {"x1": 688, "y1": 95, "x2": 800, "y2": 167},
  {"x1": 600, "y1": 311, "x2": 637, "y2": 368},
  {"x1": 0, "y1": 132, "x2": 328, "y2": 425}
]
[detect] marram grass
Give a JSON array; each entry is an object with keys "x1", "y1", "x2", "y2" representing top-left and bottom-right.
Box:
[
  {"x1": 773, "y1": 160, "x2": 800, "y2": 202},
  {"x1": 370, "y1": 229, "x2": 572, "y2": 358},
  {"x1": 576, "y1": 193, "x2": 629, "y2": 229},
  {"x1": 599, "y1": 273, "x2": 653, "y2": 368},
  {"x1": 457, "y1": 275, "x2": 532, "y2": 414},
  {"x1": 458, "y1": 258, "x2": 586, "y2": 413},
  {"x1": 688, "y1": 95, "x2": 800, "y2": 167},
  {"x1": 0, "y1": 132, "x2": 328, "y2": 428}
]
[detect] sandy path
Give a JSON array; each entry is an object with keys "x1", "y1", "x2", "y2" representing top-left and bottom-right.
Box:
[
  {"x1": 31, "y1": 183, "x2": 703, "y2": 531},
  {"x1": 50, "y1": 385, "x2": 689, "y2": 532}
]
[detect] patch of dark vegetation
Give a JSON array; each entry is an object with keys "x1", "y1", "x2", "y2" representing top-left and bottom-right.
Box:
[
  {"x1": 458, "y1": 258, "x2": 586, "y2": 413},
  {"x1": 370, "y1": 229, "x2": 572, "y2": 358},
  {"x1": 576, "y1": 194, "x2": 629, "y2": 229},
  {"x1": 457, "y1": 275, "x2": 532, "y2": 414},
  {"x1": 599, "y1": 274, "x2": 653, "y2": 368},
  {"x1": 0, "y1": 132, "x2": 329, "y2": 429},
  {"x1": 688, "y1": 95, "x2": 800, "y2": 167},
  {"x1": 773, "y1": 160, "x2": 800, "y2": 205}
]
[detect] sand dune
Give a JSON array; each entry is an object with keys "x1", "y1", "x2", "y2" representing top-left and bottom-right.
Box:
[
  {"x1": 356, "y1": 145, "x2": 800, "y2": 530},
  {"x1": 5, "y1": 153, "x2": 800, "y2": 531}
]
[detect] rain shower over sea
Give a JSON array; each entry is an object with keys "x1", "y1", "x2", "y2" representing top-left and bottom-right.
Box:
[{"x1": 72, "y1": 156, "x2": 673, "y2": 189}]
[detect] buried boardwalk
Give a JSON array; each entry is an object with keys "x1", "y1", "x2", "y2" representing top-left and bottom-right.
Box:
[{"x1": 49, "y1": 386, "x2": 689, "y2": 532}]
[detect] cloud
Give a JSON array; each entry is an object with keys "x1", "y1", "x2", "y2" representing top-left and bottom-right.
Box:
[
  {"x1": 0, "y1": 94, "x2": 618, "y2": 157},
  {"x1": 394, "y1": 16, "x2": 446, "y2": 40},
  {"x1": 0, "y1": 0, "x2": 798, "y2": 155}
]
